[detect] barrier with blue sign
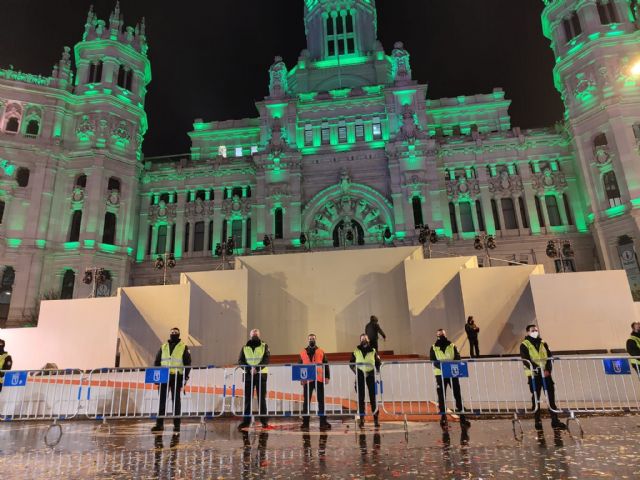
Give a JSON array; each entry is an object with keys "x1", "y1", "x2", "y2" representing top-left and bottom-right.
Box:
[
  {"x1": 291, "y1": 365, "x2": 317, "y2": 382},
  {"x1": 602, "y1": 358, "x2": 631, "y2": 375},
  {"x1": 144, "y1": 368, "x2": 169, "y2": 384},
  {"x1": 3, "y1": 371, "x2": 27, "y2": 387},
  {"x1": 441, "y1": 362, "x2": 469, "y2": 379}
]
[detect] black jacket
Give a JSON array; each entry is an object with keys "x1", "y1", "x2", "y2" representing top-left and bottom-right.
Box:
[
  {"x1": 465, "y1": 323, "x2": 479, "y2": 340},
  {"x1": 238, "y1": 340, "x2": 270, "y2": 373},
  {"x1": 365, "y1": 321, "x2": 386, "y2": 342},
  {"x1": 429, "y1": 338, "x2": 461, "y2": 371},
  {"x1": 298, "y1": 345, "x2": 330, "y2": 380},
  {"x1": 154, "y1": 340, "x2": 192, "y2": 379},
  {"x1": 0, "y1": 353, "x2": 12, "y2": 381},
  {"x1": 627, "y1": 332, "x2": 640, "y2": 357},
  {"x1": 350, "y1": 344, "x2": 381, "y2": 375},
  {"x1": 520, "y1": 336, "x2": 553, "y2": 373}
]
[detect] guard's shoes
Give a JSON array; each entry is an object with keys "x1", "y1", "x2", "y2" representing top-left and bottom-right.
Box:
[
  {"x1": 460, "y1": 416, "x2": 471, "y2": 428},
  {"x1": 237, "y1": 421, "x2": 251, "y2": 431},
  {"x1": 261, "y1": 422, "x2": 270, "y2": 429},
  {"x1": 151, "y1": 424, "x2": 164, "y2": 433},
  {"x1": 373, "y1": 418, "x2": 381, "y2": 428},
  {"x1": 358, "y1": 418, "x2": 365, "y2": 429},
  {"x1": 439, "y1": 417, "x2": 448, "y2": 428},
  {"x1": 534, "y1": 421, "x2": 544, "y2": 431},
  {"x1": 301, "y1": 420, "x2": 310, "y2": 430},
  {"x1": 319, "y1": 420, "x2": 332, "y2": 431},
  {"x1": 551, "y1": 421, "x2": 567, "y2": 431}
]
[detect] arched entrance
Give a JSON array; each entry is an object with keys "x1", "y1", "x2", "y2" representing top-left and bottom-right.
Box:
[{"x1": 332, "y1": 219, "x2": 365, "y2": 247}]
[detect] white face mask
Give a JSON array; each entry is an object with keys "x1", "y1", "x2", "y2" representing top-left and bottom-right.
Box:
[{"x1": 529, "y1": 331, "x2": 539, "y2": 339}]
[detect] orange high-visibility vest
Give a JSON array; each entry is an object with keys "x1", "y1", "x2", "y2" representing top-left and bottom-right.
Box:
[{"x1": 300, "y1": 347, "x2": 326, "y2": 383}]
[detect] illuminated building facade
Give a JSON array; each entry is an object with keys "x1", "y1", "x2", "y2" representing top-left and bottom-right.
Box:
[{"x1": 0, "y1": 0, "x2": 638, "y2": 325}]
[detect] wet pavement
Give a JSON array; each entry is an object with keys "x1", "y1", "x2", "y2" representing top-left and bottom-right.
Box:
[{"x1": 0, "y1": 416, "x2": 639, "y2": 479}]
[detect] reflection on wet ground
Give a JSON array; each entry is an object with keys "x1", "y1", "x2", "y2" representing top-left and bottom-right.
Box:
[{"x1": 0, "y1": 416, "x2": 639, "y2": 479}]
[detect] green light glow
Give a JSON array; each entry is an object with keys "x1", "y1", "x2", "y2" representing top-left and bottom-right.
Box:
[
  {"x1": 266, "y1": 103, "x2": 288, "y2": 119},
  {"x1": 6, "y1": 238, "x2": 22, "y2": 248},
  {"x1": 98, "y1": 243, "x2": 119, "y2": 254},
  {"x1": 605, "y1": 205, "x2": 626, "y2": 218},
  {"x1": 35, "y1": 239, "x2": 46, "y2": 249},
  {"x1": 64, "y1": 241, "x2": 80, "y2": 251},
  {"x1": 84, "y1": 239, "x2": 96, "y2": 248},
  {"x1": 393, "y1": 89, "x2": 416, "y2": 106},
  {"x1": 313, "y1": 55, "x2": 369, "y2": 69}
]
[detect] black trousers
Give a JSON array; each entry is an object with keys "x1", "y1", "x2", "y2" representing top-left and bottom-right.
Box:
[
  {"x1": 370, "y1": 339, "x2": 379, "y2": 353},
  {"x1": 468, "y1": 338, "x2": 479, "y2": 358},
  {"x1": 435, "y1": 375, "x2": 463, "y2": 414},
  {"x1": 529, "y1": 373, "x2": 560, "y2": 420},
  {"x1": 244, "y1": 372, "x2": 268, "y2": 421},
  {"x1": 302, "y1": 381, "x2": 326, "y2": 416},
  {"x1": 158, "y1": 373, "x2": 182, "y2": 424},
  {"x1": 633, "y1": 363, "x2": 640, "y2": 378},
  {"x1": 357, "y1": 370, "x2": 377, "y2": 418}
]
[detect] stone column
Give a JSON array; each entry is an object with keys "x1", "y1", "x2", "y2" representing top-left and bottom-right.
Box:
[
  {"x1": 495, "y1": 198, "x2": 507, "y2": 234},
  {"x1": 538, "y1": 194, "x2": 551, "y2": 230},
  {"x1": 150, "y1": 224, "x2": 158, "y2": 256},
  {"x1": 470, "y1": 199, "x2": 480, "y2": 232},
  {"x1": 513, "y1": 195, "x2": 525, "y2": 233},
  {"x1": 453, "y1": 202, "x2": 463, "y2": 236}
]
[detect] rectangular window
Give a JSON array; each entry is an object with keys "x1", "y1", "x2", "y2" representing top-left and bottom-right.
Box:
[
  {"x1": 501, "y1": 198, "x2": 518, "y2": 230},
  {"x1": 372, "y1": 117, "x2": 382, "y2": 139},
  {"x1": 321, "y1": 122, "x2": 330, "y2": 145},
  {"x1": 304, "y1": 124, "x2": 314, "y2": 146},
  {"x1": 459, "y1": 202, "x2": 475, "y2": 233},
  {"x1": 535, "y1": 196, "x2": 546, "y2": 227},
  {"x1": 491, "y1": 199, "x2": 501, "y2": 230},
  {"x1": 156, "y1": 225, "x2": 167, "y2": 254},
  {"x1": 355, "y1": 119, "x2": 364, "y2": 140},
  {"x1": 235, "y1": 147, "x2": 243, "y2": 157},
  {"x1": 597, "y1": 1, "x2": 618, "y2": 24},
  {"x1": 338, "y1": 120, "x2": 347, "y2": 143},
  {"x1": 563, "y1": 193, "x2": 574, "y2": 226},
  {"x1": 449, "y1": 203, "x2": 458, "y2": 234},
  {"x1": 251, "y1": 145, "x2": 258, "y2": 154},
  {"x1": 476, "y1": 200, "x2": 485, "y2": 232},
  {"x1": 546, "y1": 195, "x2": 562, "y2": 226},
  {"x1": 194, "y1": 221, "x2": 205, "y2": 252},
  {"x1": 208, "y1": 221, "x2": 213, "y2": 251},
  {"x1": 231, "y1": 219, "x2": 243, "y2": 247},
  {"x1": 518, "y1": 197, "x2": 529, "y2": 229},
  {"x1": 184, "y1": 223, "x2": 190, "y2": 253}
]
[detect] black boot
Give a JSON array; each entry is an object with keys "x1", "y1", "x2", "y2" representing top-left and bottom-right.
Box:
[
  {"x1": 440, "y1": 416, "x2": 448, "y2": 428},
  {"x1": 534, "y1": 412, "x2": 543, "y2": 431},
  {"x1": 173, "y1": 418, "x2": 181, "y2": 432},
  {"x1": 301, "y1": 417, "x2": 310, "y2": 430},
  {"x1": 320, "y1": 417, "x2": 331, "y2": 430},
  {"x1": 551, "y1": 413, "x2": 567, "y2": 430},
  {"x1": 459, "y1": 415, "x2": 471, "y2": 428},
  {"x1": 151, "y1": 420, "x2": 164, "y2": 433},
  {"x1": 358, "y1": 418, "x2": 365, "y2": 429},
  {"x1": 373, "y1": 414, "x2": 380, "y2": 428},
  {"x1": 237, "y1": 419, "x2": 251, "y2": 431}
]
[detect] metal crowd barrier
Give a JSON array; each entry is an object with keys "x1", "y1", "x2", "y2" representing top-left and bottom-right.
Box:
[{"x1": 230, "y1": 363, "x2": 380, "y2": 422}]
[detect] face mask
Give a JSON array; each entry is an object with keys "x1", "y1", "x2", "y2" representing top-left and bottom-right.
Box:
[
  {"x1": 361, "y1": 341, "x2": 369, "y2": 347},
  {"x1": 170, "y1": 333, "x2": 180, "y2": 342},
  {"x1": 251, "y1": 335, "x2": 260, "y2": 342},
  {"x1": 0, "y1": 344, "x2": 4, "y2": 353},
  {"x1": 308, "y1": 340, "x2": 316, "y2": 347},
  {"x1": 529, "y1": 331, "x2": 539, "y2": 339}
]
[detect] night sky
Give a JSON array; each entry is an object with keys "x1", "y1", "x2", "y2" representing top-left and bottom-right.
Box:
[{"x1": 0, "y1": 0, "x2": 564, "y2": 156}]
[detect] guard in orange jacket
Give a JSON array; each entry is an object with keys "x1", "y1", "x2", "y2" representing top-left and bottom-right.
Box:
[{"x1": 299, "y1": 333, "x2": 331, "y2": 430}]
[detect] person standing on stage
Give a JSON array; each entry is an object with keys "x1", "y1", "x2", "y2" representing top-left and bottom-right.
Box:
[
  {"x1": 365, "y1": 315, "x2": 387, "y2": 353},
  {"x1": 465, "y1": 316, "x2": 480, "y2": 358}
]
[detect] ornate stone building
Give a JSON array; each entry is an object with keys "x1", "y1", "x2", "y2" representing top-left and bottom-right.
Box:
[{"x1": 0, "y1": 0, "x2": 638, "y2": 325}]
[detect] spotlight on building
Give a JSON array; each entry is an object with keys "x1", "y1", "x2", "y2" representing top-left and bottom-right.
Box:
[
  {"x1": 562, "y1": 241, "x2": 574, "y2": 258},
  {"x1": 82, "y1": 269, "x2": 93, "y2": 285},
  {"x1": 473, "y1": 236, "x2": 483, "y2": 250},
  {"x1": 630, "y1": 58, "x2": 640, "y2": 77},
  {"x1": 546, "y1": 240, "x2": 558, "y2": 258},
  {"x1": 154, "y1": 256, "x2": 165, "y2": 270},
  {"x1": 486, "y1": 235, "x2": 496, "y2": 250},
  {"x1": 167, "y1": 253, "x2": 176, "y2": 269}
]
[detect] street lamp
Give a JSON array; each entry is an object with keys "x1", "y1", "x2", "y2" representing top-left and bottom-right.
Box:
[
  {"x1": 82, "y1": 266, "x2": 107, "y2": 298},
  {"x1": 474, "y1": 234, "x2": 497, "y2": 267},
  {"x1": 215, "y1": 237, "x2": 237, "y2": 270},
  {"x1": 263, "y1": 234, "x2": 275, "y2": 254},
  {"x1": 154, "y1": 253, "x2": 177, "y2": 285},
  {"x1": 299, "y1": 232, "x2": 312, "y2": 251},
  {"x1": 545, "y1": 239, "x2": 574, "y2": 273},
  {"x1": 417, "y1": 224, "x2": 438, "y2": 258}
]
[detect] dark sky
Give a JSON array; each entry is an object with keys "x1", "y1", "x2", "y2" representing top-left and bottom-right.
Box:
[{"x1": 0, "y1": 0, "x2": 564, "y2": 156}]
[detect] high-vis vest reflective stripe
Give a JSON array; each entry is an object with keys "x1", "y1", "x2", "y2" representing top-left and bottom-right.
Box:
[
  {"x1": 244, "y1": 343, "x2": 269, "y2": 373},
  {"x1": 0, "y1": 353, "x2": 7, "y2": 384},
  {"x1": 353, "y1": 348, "x2": 376, "y2": 373},
  {"x1": 432, "y1": 343, "x2": 455, "y2": 376},
  {"x1": 522, "y1": 339, "x2": 548, "y2": 377},
  {"x1": 161, "y1": 342, "x2": 186, "y2": 375},
  {"x1": 300, "y1": 348, "x2": 326, "y2": 383},
  {"x1": 629, "y1": 336, "x2": 640, "y2": 366}
]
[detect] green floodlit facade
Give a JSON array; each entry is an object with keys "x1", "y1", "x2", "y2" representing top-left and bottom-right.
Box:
[{"x1": 0, "y1": 0, "x2": 639, "y2": 325}]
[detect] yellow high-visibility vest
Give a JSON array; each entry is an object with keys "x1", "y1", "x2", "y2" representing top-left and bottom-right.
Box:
[
  {"x1": 243, "y1": 343, "x2": 269, "y2": 373},
  {"x1": 628, "y1": 336, "x2": 640, "y2": 366},
  {"x1": 0, "y1": 353, "x2": 8, "y2": 384},
  {"x1": 353, "y1": 348, "x2": 376, "y2": 373},
  {"x1": 161, "y1": 342, "x2": 186, "y2": 375},
  {"x1": 432, "y1": 343, "x2": 456, "y2": 376},
  {"x1": 521, "y1": 339, "x2": 548, "y2": 377}
]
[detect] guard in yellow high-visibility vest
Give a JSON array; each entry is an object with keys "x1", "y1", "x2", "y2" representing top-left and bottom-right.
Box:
[
  {"x1": 237, "y1": 329, "x2": 271, "y2": 430},
  {"x1": 350, "y1": 334, "x2": 381, "y2": 429},
  {"x1": 151, "y1": 327, "x2": 191, "y2": 433},
  {"x1": 520, "y1": 324, "x2": 566, "y2": 431},
  {"x1": 626, "y1": 322, "x2": 640, "y2": 378},
  {"x1": 0, "y1": 338, "x2": 13, "y2": 393},
  {"x1": 429, "y1": 329, "x2": 470, "y2": 429}
]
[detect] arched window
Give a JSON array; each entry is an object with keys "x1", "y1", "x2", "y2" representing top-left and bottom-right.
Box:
[
  {"x1": 159, "y1": 193, "x2": 170, "y2": 204},
  {"x1": 194, "y1": 221, "x2": 205, "y2": 252},
  {"x1": 597, "y1": 0, "x2": 618, "y2": 25},
  {"x1": 88, "y1": 60, "x2": 103, "y2": 83},
  {"x1": 545, "y1": 195, "x2": 562, "y2": 226},
  {"x1": 0, "y1": 200, "x2": 4, "y2": 224},
  {"x1": 232, "y1": 187, "x2": 243, "y2": 198},
  {"x1": 102, "y1": 212, "x2": 116, "y2": 245},
  {"x1": 156, "y1": 225, "x2": 167, "y2": 254},
  {"x1": 412, "y1": 196, "x2": 424, "y2": 228},
  {"x1": 459, "y1": 202, "x2": 474, "y2": 232},
  {"x1": 5, "y1": 117, "x2": 19, "y2": 133},
  {"x1": 195, "y1": 190, "x2": 206, "y2": 201},
  {"x1": 108, "y1": 177, "x2": 121, "y2": 192},
  {"x1": 60, "y1": 269, "x2": 76, "y2": 300},
  {"x1": 449, "y1": 202, "x2": 458, "y2": 234},
  {"x1": 75, "y1": 174, "x2": 87, "y2": 188},
  {"x1": 25, "y1": 119, "x2": 40, "y2": 136},
  {"x1": 501, "y1": 198, "x2": 518, "y2": 230},
  {"x1": 16, "y1": 167, "x2": 30, "y2": 187},
  {"x1": 274, "y1": 208, "x2": 284, "y2": 239},
  {"x1": 603, "y1": 170, "x2": 622, "y2": 207},
  {"x1": 563, "y1": 12, "x2": 582, "y2": 41},
  {"x1": 69, "y1": 210, "x2": 82, "y2": 242}
]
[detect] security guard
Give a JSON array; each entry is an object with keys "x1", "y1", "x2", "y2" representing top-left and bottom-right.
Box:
[
  {"x1": 626, "y1": 321, "x2": 640, "y2": 378},
  {"x1": 429, "y1": 329, "x2": 470, "y2": 428},
  {"x1": 152, "y1": 327, "x2": 191, "y2": 432},
  {"x1": 520, "y1": 324, "x2": 566, "y2": 431},
  {"x1": 0, "y1": 338, "x2": 13, "y2": 393},
  {"x1": 238, "y1": 329, "x2": 270, "y2": 430},
  {"x1": 350, "y1": 334, "x2": 381, "y2": 428},
  {"x1": 299, "y1": 333, "x2": 331, "y2": 430}
]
